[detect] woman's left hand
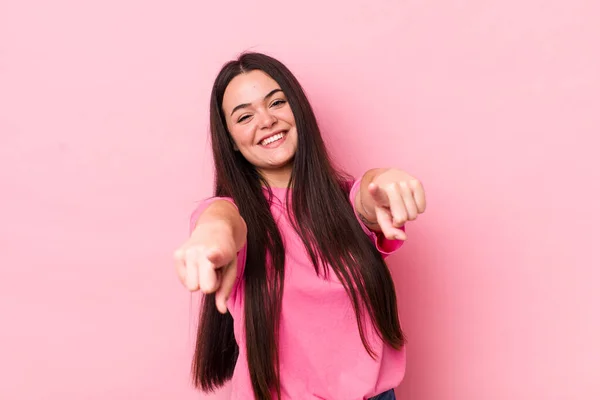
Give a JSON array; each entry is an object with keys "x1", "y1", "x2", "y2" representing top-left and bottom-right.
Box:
[{"x1": 363, "y1": 168, "x2": 426, "y2": 240}]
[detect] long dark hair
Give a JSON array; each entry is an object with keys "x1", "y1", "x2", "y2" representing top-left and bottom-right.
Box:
[{"x1": 192, "y1": 52, "x2": 404, "y2": 399}]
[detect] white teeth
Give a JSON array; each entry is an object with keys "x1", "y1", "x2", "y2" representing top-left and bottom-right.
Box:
[{"x1": 261, "y1": 132, "x2": 285, "y2": 145}]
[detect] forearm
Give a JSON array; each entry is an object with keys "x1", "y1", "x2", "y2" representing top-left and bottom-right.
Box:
[{"x1": 193, "y1": 200, "x2": 247, "y2": 251}]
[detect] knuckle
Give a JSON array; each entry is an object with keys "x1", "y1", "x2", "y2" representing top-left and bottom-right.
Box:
[
  {"x1": 173, "y1": 248, "x2": 184, "y2": 260},
  {"x1": 184, "y1": 247, "x2": 197, "y2": 259},
  {"x1": 198, "y1": 282, "x2": 210, "y2": 293},
  {"x1": 394, "y1": 215, "x2": 407, "y2": 224}
]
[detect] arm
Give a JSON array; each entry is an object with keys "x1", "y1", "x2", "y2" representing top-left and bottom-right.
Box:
[
  {"x1": 175, "y1": 198, "x2": 247, "y2": 313},
  {"x1": 192, "y1": 199, "x2": 247, "y2": 253}
]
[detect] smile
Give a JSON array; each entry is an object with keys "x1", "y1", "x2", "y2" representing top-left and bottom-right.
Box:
[{"x1": 259, "y1": 131, "x2": 287, "y2": 146}]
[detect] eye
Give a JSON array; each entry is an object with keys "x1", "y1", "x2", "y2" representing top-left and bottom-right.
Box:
[
  {"x1": 270, "y1": 99, "x2": 286, "y2": 107},
  {"x1": 237, "y1": 114, "x2": 251, "y2": 123}
]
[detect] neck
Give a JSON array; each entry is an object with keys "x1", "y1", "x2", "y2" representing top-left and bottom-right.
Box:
[{"x1": 259, "y1": 164, "x2": 293, "y2": 188}]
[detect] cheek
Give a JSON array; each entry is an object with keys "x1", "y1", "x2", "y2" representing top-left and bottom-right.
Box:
[
  {"x1": 271, "y1": 105, "x2": 295, "y2": 126},
  {"x1": 229, "y1": 126, "x2": 253, "y2": 147},
  {"x1": 282, "y1": 108, "x2": 296, "y2": 126}
]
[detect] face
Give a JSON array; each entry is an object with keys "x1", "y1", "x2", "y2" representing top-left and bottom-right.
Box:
[{"x1": 221, "y1": 70, "x2": 298, "y2": 182}]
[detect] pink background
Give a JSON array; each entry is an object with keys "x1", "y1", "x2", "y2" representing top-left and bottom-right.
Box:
[{"x1": 1, "y1": 0, "x2": 599, "y2": 399}]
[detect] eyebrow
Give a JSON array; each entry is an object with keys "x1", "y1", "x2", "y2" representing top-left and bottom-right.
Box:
[{"x1": 230, "y1": 88, "x2": 283, "y2": 116}]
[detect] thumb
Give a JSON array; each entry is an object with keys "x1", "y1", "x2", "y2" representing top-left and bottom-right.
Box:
[
  {"x1": 206, "y1": 248, "x2": 226, "y2": 268},
  {"x1": 368, "y1": 183, "x2": 389, "y2": 207}
]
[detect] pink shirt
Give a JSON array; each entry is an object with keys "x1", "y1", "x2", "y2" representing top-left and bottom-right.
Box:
[{"x1": 190, "y1": 179, "x2": 406, "y2": 400}]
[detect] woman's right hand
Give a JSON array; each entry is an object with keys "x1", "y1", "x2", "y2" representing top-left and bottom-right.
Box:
[{"x1": 174, "y1": 220, "x2": 239, "y2": 314}]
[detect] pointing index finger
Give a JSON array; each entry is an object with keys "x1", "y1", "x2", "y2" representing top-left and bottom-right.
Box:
[{"x1": 215, "y1": 256, "x2": 237, "y2": 314}]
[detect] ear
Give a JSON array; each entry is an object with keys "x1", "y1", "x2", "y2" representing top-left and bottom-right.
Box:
[{"x1": 233, "y1": 142, "x2": 239, "y2": 151}]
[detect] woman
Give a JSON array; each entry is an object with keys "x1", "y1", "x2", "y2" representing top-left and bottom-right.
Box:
[{"x1": 174, "y1": 52, "x2": 426, "y2": 400}]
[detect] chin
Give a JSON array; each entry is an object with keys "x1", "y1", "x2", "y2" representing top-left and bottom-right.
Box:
[{"x1": 265, "y1": 151, "x2": 295, "y2": 165}]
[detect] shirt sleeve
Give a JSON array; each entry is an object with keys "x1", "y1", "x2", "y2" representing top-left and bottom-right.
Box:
[
  {"x1": 188, "y1": 197, "x2": 248, "y2": 299},
  {"x1": 349, "y1": 178, "x2": 405, "y2": 258}
]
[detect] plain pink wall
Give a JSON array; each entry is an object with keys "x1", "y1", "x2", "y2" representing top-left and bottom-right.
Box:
[{"x1": 1, "y1": 0, "x2": 599, "y2": 399}]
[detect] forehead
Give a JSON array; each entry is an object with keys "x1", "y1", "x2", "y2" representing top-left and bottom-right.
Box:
[{"x1": 222, "y1": 70, "x2": 281, "y2": 112}]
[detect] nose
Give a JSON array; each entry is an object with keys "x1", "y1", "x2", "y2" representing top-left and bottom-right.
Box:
[{"x1": 257, "y1": 109, "x2": 277, "y2": 129}]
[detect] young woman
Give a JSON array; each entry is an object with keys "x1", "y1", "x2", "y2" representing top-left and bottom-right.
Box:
[{"x1": 174, "y1": 52, "x2": 426, "y2": 400}]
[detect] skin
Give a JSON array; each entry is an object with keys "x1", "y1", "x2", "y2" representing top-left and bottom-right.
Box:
[
  {"x1": 174, "y1": 71, "x2": 427, "y2": 313},
  {"x1": 222, "y1": 70, "x2": 298, "y2": 188}
]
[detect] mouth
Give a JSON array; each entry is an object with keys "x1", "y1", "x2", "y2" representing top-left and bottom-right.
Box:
[{"x1": 259, "y1": 131, "x2": 288, "y2": 147}]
